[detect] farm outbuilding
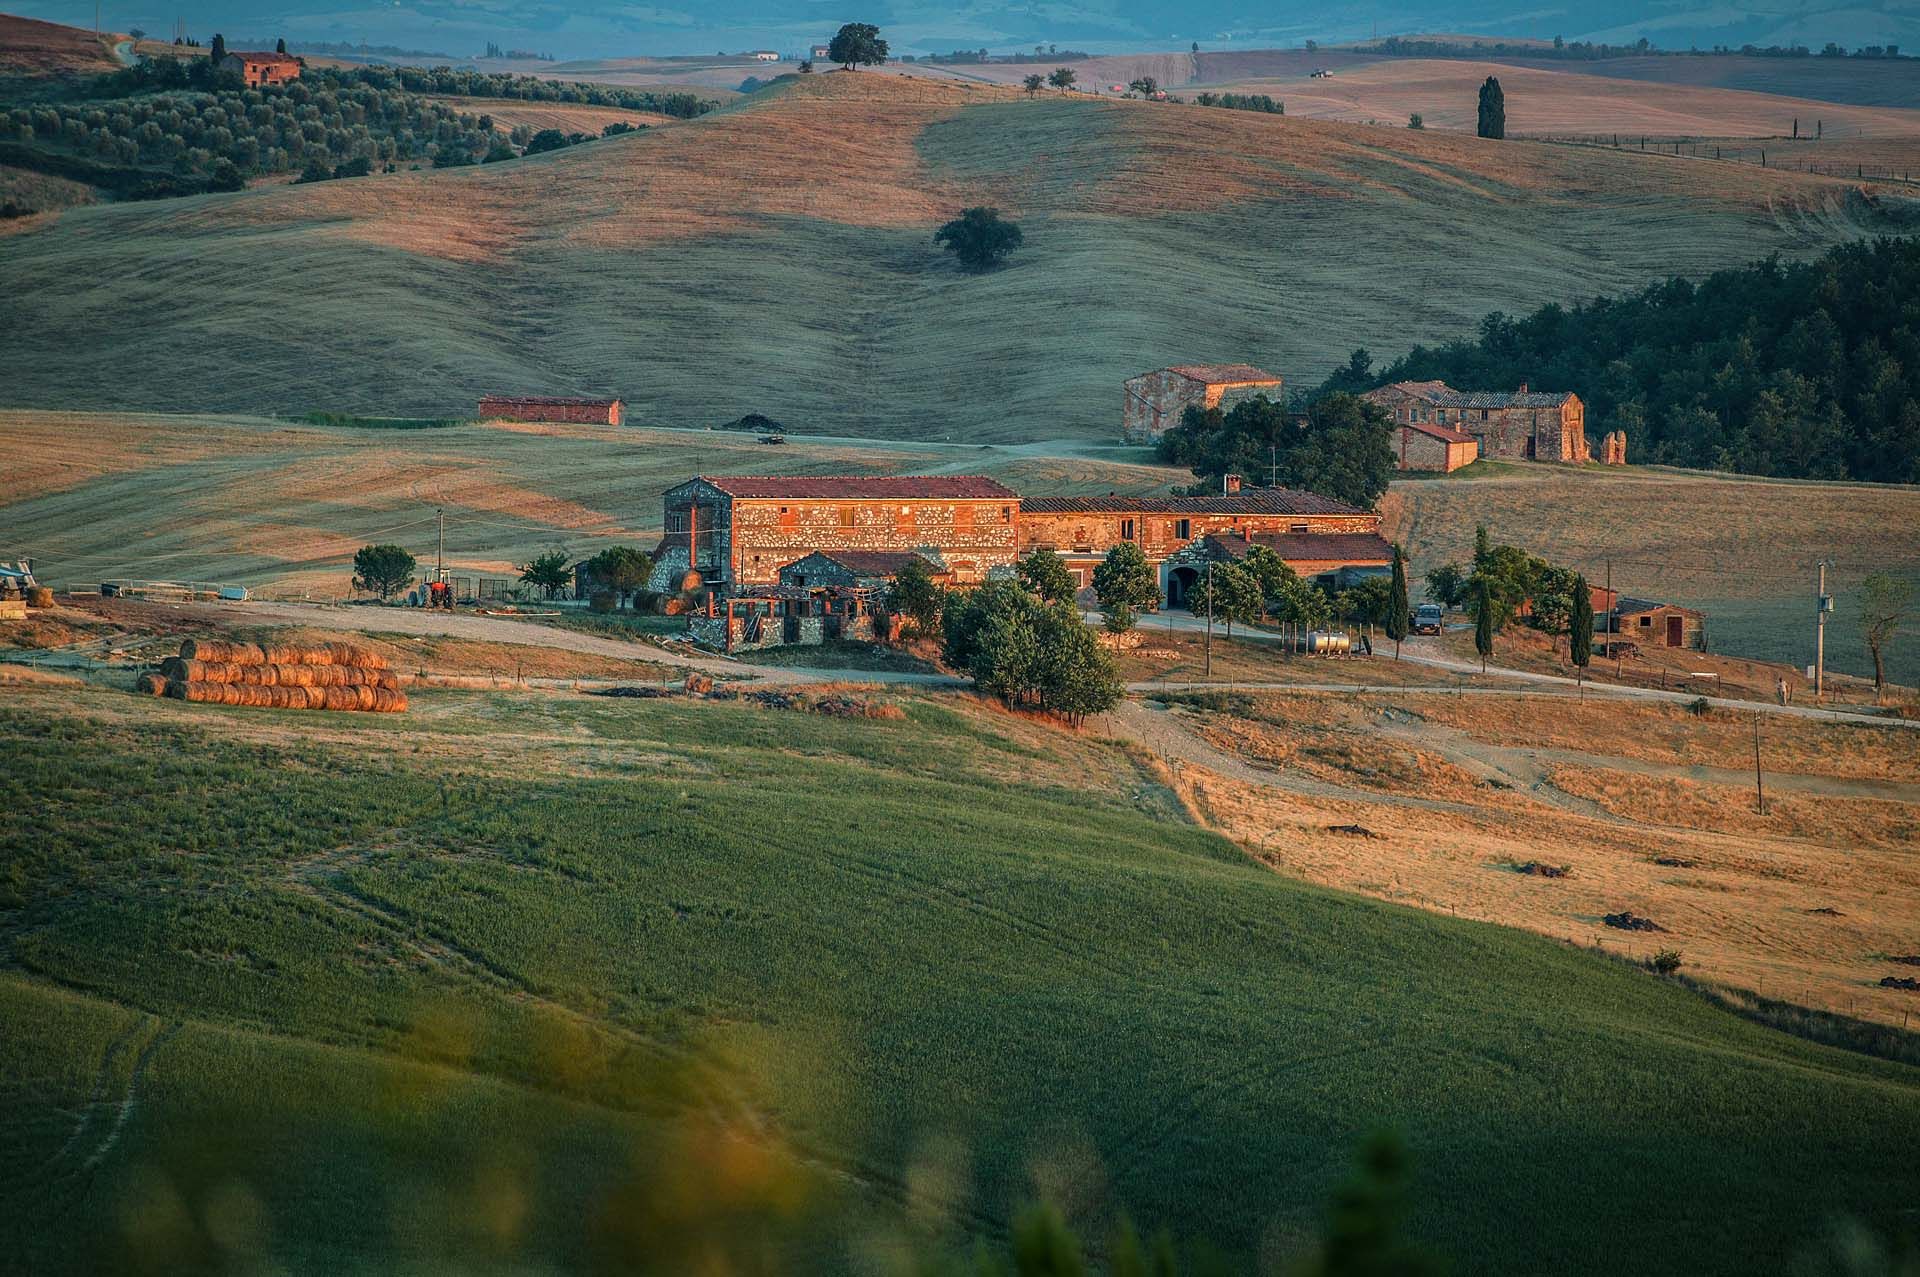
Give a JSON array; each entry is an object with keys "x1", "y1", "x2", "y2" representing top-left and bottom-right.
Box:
[
  {"x1": 222, "y1": 51, "x2": 301, "y2": 87},
  {"x1": 1364, "y1": 381, "x2": 1592, "y2": 464},
  {"x1": 477, "y1": 394, "x2": 625, "y2": 426},
  {"x1": 1606, "y1": 597, "x2": 1707, "y2": 650},
  {"x1": 1396, "y1": 419, "x2": 1479, "y2": 472}
]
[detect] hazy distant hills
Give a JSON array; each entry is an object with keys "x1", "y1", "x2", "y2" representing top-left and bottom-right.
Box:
[{"x1": 12, "y1": 0, "x2": 1920, "y2": 59}]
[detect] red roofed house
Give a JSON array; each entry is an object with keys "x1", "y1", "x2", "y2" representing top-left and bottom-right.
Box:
[
  {"x1": 651, "y1": 475, "x2": 1021, "y2": 593},
  {"x1": 477, "y1": 394, "x2": 624, "y2": 426},
  {"x1": 222, "y1": 51, "x2": 302, "y2": 87},
  {"x1": 1395, "y1": 418, "x2": 1479, "y2": 473},
  {"x1": 1364, "y1": 380, "x2": 1591, "y2": 463},
  {"x1": 1122, "y1": 364, "x2": 1284, "y2": 444}
]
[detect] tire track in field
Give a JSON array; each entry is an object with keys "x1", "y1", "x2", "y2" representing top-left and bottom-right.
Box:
[{"x1": 79, "y1": 1021, "x2": 179, "y2": 1171}]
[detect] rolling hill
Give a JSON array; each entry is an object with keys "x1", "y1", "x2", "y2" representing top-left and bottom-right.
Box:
[{"x1": 0, "y1": 71, "x2": 1909, "y2": 439}]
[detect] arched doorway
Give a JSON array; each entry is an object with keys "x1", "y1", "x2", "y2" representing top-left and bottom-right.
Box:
[{"x1": 1167, "y1": 566, "x2": 1199, "y2": 610}]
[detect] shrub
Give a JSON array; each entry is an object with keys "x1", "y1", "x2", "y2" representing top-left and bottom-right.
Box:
[
  {"x1": 589, "y1": 590, "x2": 617, "y2": 613},
  {"x1": 1687, "y1": 696, "x2": 1712, "y2": 716},
  {"x1": 1652, "y1": 949, "x2": 1684, "y2": 975}
]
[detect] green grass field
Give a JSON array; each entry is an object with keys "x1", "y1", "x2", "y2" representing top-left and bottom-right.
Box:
[
  {"x1": 3, "y1": 684, "x2": 1916, "y2": 1272},
  {"x1": 0, "y1": 74, "x2": 1902, "y2": 437}
]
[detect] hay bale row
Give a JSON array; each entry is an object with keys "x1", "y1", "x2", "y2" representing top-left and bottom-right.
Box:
[
  {"x1": 178, "y1": 638, "x2": 389, "y2": 669},
  {"x1": 168, "y1": 680, "x2": 407, "y2": 712},
  {"x1": 136, "y1": 672, "x2": 168, "y2": 696},
  {"x1": 159, "y1": 657, "x2": 399, "y2": 689}
]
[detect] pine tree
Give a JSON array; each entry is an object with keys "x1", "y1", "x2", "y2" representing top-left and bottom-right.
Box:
[
  {"x1": 1570, "y1": 574, "x2": 1594, "y2": 669},
  {"x1": 1474, "y1": 577, "x2": 1495, "y2": 671},
  {"x1": 1477, "y1": 76, "x2": 1505, "y2": 139},
  {"x1": 1386, "y1": 545, "x2": 1411, "y2": 658}
]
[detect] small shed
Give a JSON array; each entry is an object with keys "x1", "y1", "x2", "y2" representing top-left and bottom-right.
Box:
[
  {"x1": 1607, "y1": 597, "x2": 1706, "y2": 650},
  {"x1": 1396, "y1": 420, "x2": 1478, "y2": 473},
  {"x1": 776, "y1": 550, "x2": 946, "y2": 591}
]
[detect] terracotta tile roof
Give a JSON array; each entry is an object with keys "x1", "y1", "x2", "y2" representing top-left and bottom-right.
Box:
[
  {"x1": 1377, "y1": 380, "x2": 1575, "y2": 410},
  {"x1": 1020, "y1": 488, "x2": 1367, "y2": 517},
  {"x1": 1163, "y1": 364, "x2": 1283, "y2": 385},
  {"x1": 1208, "y1": 531, "x2": 1395, "y2": 564},
  {"x1": 229, "y1": 51, "x2": 302, "y2": 65},
  {"x1": 1613, "y1": 596, "x2": 1705, "y2": 617},
  {"x1": 785, "y1": 550, "x2": 937, "y2": 577},
  {"x1": 697, "y1": 475, "x2": 1017, "y2": 500},
  {"x1": 1402, "y1": 419, "x2": 1476, "y2": 444}
]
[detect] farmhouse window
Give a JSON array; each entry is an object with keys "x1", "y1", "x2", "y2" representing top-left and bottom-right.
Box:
[
  {"x1": 1121, "y1": 519, "x2": 1136, "y2": 540},
  {"x1": 897, "y1": 506, "x2": 916, "y2": 533},
  {"x1": 1175, "y1": 518, "x2": 1191, "y2": 539},
  {"x1": 840, "y1": 506, "x2": 857, "y2": 527},
  {"x1": 1639, "y1": 616, "x2": 1651, "y2": 627},
  {"x1": 954, "y1": 505, "x2": 974, "y2": 531},
  {"x1": 1290, "y1": 522, "x2": 1309, "y2": 533},
  {"x1": 778, "y1": 506, "x2": 796, "y2": 528}
]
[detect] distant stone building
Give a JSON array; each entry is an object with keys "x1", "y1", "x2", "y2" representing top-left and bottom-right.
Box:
[
  {"x1": 1395, "y1": 419, "x2": 1479, "y2": 473},
  {"x1": 1122, "y1": 365, "x2": 1284, "y2": 444},
  {"x1": 650, "y1": 475, "x2": 1021, "y2": 594},
  {"x1": 749, "y1": 50, "x2": 781, "y2": 60},
  {"x1": 477, "y1": 394, "x2": 624, "y2": 426},
  {"x1": 222, "y1": 51, "x2": 302, "y2": 87},
  {"x1": 1601, "y1": 430, "x2": 1629, "y2": 466},
  {"x1": 1364, "y1": 381, "x2": 1589, "y2": 463},
  {"x1": 1017, "y1": 488, "x2": 1382, "y2": 600}
]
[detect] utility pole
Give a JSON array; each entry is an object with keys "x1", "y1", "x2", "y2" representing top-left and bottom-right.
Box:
[
  {"x1": 1204, "y1": 560, "x2": 1214, "y2": 680},
  {"x1": 1752, "y1": 712, "x2": 1766, "y2": 814},
  {"x1": 1815, "y1": 559, "x2": 1831, "y2": 701},
  {"x1": 436, "y1": 506, "x2": 445, "y2": 581}
]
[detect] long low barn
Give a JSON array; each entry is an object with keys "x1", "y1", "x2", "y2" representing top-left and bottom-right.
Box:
[{"x1": 477, "y1": 394, "x2": 624, "y2": 426}]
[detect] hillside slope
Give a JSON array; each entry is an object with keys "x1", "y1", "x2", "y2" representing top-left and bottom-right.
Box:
[
  {"x1": 0, "y1": 72, "x2": 1910, "y2": 439},
  {"x1": 4, "y1": 683, "x2": 1917, "y2": 1273}
]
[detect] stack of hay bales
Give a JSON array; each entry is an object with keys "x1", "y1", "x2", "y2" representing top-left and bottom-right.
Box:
[{"x1": 145, "y1": 639, "x2": 407, "y2": 712}]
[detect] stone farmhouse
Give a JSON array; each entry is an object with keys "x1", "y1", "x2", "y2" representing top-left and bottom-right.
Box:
[
  {"x1": 477, "y1": 394, "x2": 625, "y2": 426},
  {"x1": 223, "y1": 51, "x2": 302, "y2": 87},
  {"x1": 648, "y1": 476, "x2": 1022, "y2": 595},
  {"x1": 1607, "y1": 596, "x2": 1707, "y2": 651},
  {"x1": 1363, "y1": 381, "x2": 1600, "y2": 464},
  {"x1": 649, "y1": 475, "x2": 1392, "y2": 652},
  {"x1": 1122, "y1": 365, "x2": 1283, "y2": 444}
]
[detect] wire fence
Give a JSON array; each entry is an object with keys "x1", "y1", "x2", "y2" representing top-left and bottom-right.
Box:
[{"x1": 1526, "y1": 130, "x2": 1920, "y2": 184}]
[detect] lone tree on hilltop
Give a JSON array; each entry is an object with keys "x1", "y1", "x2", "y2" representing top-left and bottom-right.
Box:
[
  {"x1": 828, "y1": 22, "x2": 888, "y2": 71},
  {"x1": 1386, "y1": 545, "x2": 1411, "y2": 658},
  {"x1": 353, "y1": 543, "x2": 416, "y2": 600},
  {"x1": 1048, "y1": 66, "x2": 1077, "y2": 91},
  {"x1": 1023, "y1": 73, "x2": 1044, "y2": 98},
  {"x1": 1129, "y1": 75, "x2": 1160, "y2": 96},
  {"x1": 519, "y1": 549, "x2": 572, "y2": 599},
  {"x1": 935, "y1": 206, "x2": 1023, "y2": 272},
  {"x1": 1860, "y1": 571, "x2": 1913, "y2": 700},
  {"x1": 1477, "y1": 76, "x2": 1505, "y2": 139}
]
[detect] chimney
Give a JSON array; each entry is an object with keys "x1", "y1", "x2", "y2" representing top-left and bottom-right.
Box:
[
  {"x1": 1223, "y1": 473, "x2": 1243, "y2": 494},
  {"x1": 1517, "y1": 381, "x2": 1529, "y2": 394}
]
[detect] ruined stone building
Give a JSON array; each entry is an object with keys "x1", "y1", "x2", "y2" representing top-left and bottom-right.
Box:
[
  {"x1": 1363, "y1": 381, "x2": 1594, "y2": 463},
  {"x1": 1122, "y1": 365, "x2": 1283, "y2": 444},
  {"x1": 477, "y1": 394, "x2": 625, "y2": 426},
  {"x1": 1017, "y1": 489, "x2": 1384, "y2": 600},
  {"x1": 648, "y1": 475, "x2": 1020, "y2": 594}
]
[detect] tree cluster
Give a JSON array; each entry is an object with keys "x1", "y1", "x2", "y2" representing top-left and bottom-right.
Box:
[
  {"x1": 1154, "y1": 391, "x2": 1395, "y2": 510},
  {"x1": 1190, "y1": 92, "x2": 1282, "y2": 114},
  {"x1": 934, "y1": 206, "x2": 1023, "y2": 272},
  {"x1": 1427, "y1": 527, "x2": 1588, "y2": 652},
  {"x1": 941, "y1": 577, "x2": 1121, "y2": 725},
  {"x1": 1358, "y1": 238, "x2": 1920, "y2": 483}
]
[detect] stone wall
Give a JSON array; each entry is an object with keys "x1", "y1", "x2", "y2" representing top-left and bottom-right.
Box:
[
  {"x1": 476, "y1": 396, "x2": 623, "y2": 426},
  {"x1": 729, "y1": 498, "x2": 1018, "y2": 587}
]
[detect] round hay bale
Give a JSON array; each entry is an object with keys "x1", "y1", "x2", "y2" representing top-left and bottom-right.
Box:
[
  {"x1": 272, "y1": 663, "x2": 316, "y2": 686},
  {"x1": 327, "y1": 642, "x2": 389, "y2": 670},
  {"x1": 180, "y1": 638, "x2": 270, "y2": 664},
  {"x1": 25, "y1": 586, "x2": 54, "y2": 608},
  {"x1": 370, "y1": 688, "x2": 409, "y2": 713},
  {"x1": 135, "y1": 672, "x2": 168, "y2": 696},
  {"x1": 677, "y1": 570, "x2": 703, "y2": 593}
]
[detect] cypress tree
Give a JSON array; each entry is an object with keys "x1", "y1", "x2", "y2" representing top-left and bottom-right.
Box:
[
  {"x1": 210, "y1": 33, "x2": 226, "y2": 66},
  {"x1": 1570, "y1": 574, "x2": 1593, "y2": 669},
  {"x1": 1386, "y1": 544, "x2": 1411, "y2": 658},
  {"x1": 1474, "y1": 577, "x2": 1495, "y2": 672},
  {"x1": 1477, "y1": 76, "x2": 1505, "y2": 139},
  {"x1": 276, "y1": 37, "x2": 287, "y2": 54}
]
